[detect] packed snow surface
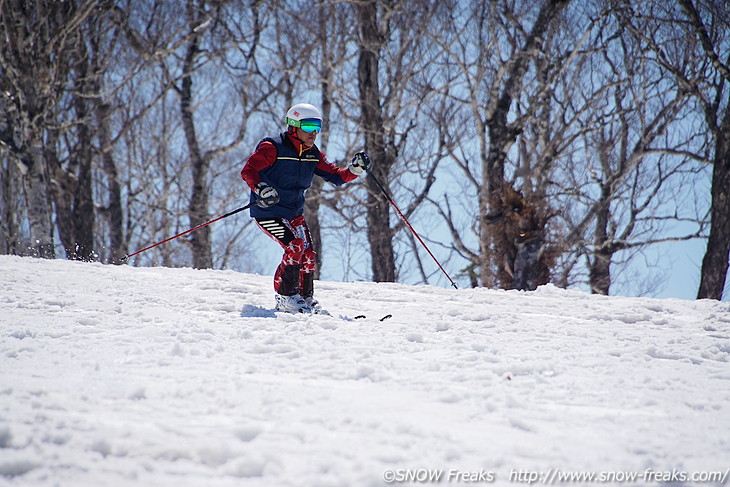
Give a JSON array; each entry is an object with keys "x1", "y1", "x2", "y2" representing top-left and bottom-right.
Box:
[{"x1": 1, "y1": 255, "x2": 729, "y2": 486}]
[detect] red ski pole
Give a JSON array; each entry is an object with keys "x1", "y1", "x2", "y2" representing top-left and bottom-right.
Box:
[
  {"x1": 366, "y1": 170, "x2": 458, "y2": 289},
  {"x1": 123, "y1": 196, "x2": 275, "y2": 262}
]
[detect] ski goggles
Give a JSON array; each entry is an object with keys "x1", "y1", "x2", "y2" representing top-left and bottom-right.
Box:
[{"x1": 288, "y1": 117, "x2": 322, "y2": 133}]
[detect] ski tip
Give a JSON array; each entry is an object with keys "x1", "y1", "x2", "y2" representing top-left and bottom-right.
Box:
[{"x1": 352, "y1": 314, "x2": 391, "y2": 321}]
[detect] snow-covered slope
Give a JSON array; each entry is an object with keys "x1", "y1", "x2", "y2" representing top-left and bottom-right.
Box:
[{"x1": 1, "y1": 255, "x2": 729, "y2": 487}]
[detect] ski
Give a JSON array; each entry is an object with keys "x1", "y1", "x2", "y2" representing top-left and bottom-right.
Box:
[
  {"x1": 241, "y1": 304, "x2": 392, "y2": 322},
  {"x1": 354, "y1": 314, "x2": 392, "y2": 322}
]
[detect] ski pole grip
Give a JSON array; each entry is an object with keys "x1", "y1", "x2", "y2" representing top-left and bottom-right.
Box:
[{"x1": 256, "y1": 193, "x2": 280, "y2": 208}]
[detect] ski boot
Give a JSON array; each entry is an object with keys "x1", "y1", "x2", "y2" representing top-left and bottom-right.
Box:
[
  {"x1": 275, "y1": 293, "x2": 311, "y2": 314},
  {"x1": 304, "y1": 296, "x2": 329, "y2": 315}
]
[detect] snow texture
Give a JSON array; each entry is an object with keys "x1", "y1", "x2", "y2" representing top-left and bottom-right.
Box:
[{"x1": 1, "y1": 255, "x2": 729, "y2": 486}]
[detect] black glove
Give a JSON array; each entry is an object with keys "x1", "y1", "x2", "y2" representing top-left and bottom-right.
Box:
[
  {"x1": 254, "y1": 182, "x2": 279, "y2": 207},
  {"x1": 348, "y1": 151, "x2": 372, "y2": 176}
]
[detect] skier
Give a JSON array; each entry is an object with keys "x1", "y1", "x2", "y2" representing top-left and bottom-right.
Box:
[{"x1": 241, "y1": 103, "x2": 371, "y2": 313}]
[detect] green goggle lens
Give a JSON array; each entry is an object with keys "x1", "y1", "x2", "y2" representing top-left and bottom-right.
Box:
[{"x1": 289, "y1": 118, "x2": 322, "y2": 133}]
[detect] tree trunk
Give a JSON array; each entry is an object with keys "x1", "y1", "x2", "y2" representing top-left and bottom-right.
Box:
[
  {"x1": 678, "y1": 0, "x2": 730, "y2": 300},
  {"x1": 698, "y1": 106, "x2": 730, "y2": 299},
  {"x1": 483, "y1": 0, "x2": 570, "y2": 289},
  {"x1": 96, "y1": 99, "x2": 126, "y2": 264},
  {"x1": 357, "y1": 0, "x2": 396, "y2": 282},
  {"x1": 589, "y1": 196, "x2": 612, "y2": 295},
  {"x1": 22, "y1": 141, "x2": 55, "y2": 258},
  {"x1": 1, "y1": 156, "x2": 20, "y2": 254},
  {"x1": 1, "y1": 0, "x2": 60, "y2": 259},
  {"x1": 181, "y1": 9, "x2": 212, "y2": 269},
  {"x1": 52, "y1": 76, "x2": 96, "y2": 261}
]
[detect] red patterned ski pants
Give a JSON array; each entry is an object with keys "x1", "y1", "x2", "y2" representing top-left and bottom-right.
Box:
[{"x1": 255, "y1": 215, "x2": 317, "y2": 297}]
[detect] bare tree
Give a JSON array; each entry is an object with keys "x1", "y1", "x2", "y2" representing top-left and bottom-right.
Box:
[
  {"x1": 356, "y1": 0, "x2": 396, "y2": 282},
  {"x1": 554, "y1": 6, "x2": 704, "y2": 295},
  {"x1": 179, "y1": 1, "x2": 214, "y2": 269},
  {"x1": 618, "y1": 0, "x2": 729, "y2": 299},
  {"x1": 2, "y1": 1, "x2": 130, "y2": 263},
  {"x1": 112, "y1": 1, "x2": 265, "y2": 268},
  {"x1": 676, "y1": 0, "x2": 730, "y2": 300},
  {"x1": 481, "y1": 0, "x2": 571, "y2": 290},
  {"x1": 349, "y1": 0, "x2": 452, "y2": 284},
  {"x1": 95, "y1": 92, "x2": 126, "y2": 264},
  {"x1": 430, "y1": 0, "x2": 708, "y2": 297},
  {"x1": 0, "y1": 1, "x2": 99, "y2": 258},
  {"x1": 430, "y1": 0, "x2": 573, "y2": 289},
  {"x1": 50, "y1": 4, "x2": 120, "y2": 261}
]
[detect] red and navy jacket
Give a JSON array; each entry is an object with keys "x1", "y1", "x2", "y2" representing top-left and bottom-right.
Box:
[{"x1": 241, "y1": 131, "x2": 357, "y2": 219}]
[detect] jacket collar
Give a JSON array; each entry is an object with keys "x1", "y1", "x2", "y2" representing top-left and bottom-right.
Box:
[{"x1": 285, "y1": 130, "x2": 314, "y2": 156}]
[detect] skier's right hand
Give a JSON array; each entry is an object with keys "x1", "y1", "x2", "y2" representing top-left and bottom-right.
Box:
[{"x1": 255, "y1": 182, "x2": 279, "y2": 207}]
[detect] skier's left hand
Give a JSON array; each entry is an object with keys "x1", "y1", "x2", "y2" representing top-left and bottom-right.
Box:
[{"x1": 348, "y1": 151, "x2": 372, "y2": 176}]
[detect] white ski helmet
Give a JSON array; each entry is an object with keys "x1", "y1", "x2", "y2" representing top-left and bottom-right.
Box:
[{"x1": 286, "y1": 103, "x2": 322, "y2": 129}]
